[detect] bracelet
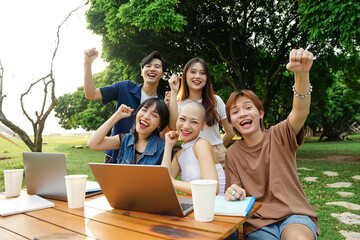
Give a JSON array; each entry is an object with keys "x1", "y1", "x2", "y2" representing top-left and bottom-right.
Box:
[{"x1": 292, "y1": 84, "x2": 312, "y2": 99}]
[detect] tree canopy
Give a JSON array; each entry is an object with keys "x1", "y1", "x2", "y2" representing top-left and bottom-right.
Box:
[
  {"x1": 298, "y1": 0, "x2": 360, "y2": 52},
  {"x1": 55, "y1": 0, "x2": 360, "y2": 140}
]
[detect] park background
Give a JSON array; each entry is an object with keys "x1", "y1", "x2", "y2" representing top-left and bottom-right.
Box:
[{"x1": 0, "y1": 1, "x2": 359, "y2": 239}]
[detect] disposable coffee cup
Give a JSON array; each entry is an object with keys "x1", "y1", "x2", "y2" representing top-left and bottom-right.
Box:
[
  {"x1": 64, "y1": 175, "x2": 88, "y2": 208},
  {"x1": 190, "y1": 179, "x2": 218, "y2": 222},
  {"x1": 4, "y1": 169, "x2": 24, "y2": 197}
]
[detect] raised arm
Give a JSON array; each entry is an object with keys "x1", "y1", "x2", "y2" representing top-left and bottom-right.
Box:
[
  {"x1": 87, "y1": 105, "x2": 134, "y2": 150},
  {"x1": 287, "y1": 48, "x2": 313, "y2": 135},
  {"x1": 84, "y1": 48, "x2": 103, "y2": 100},
  {"x1": 167, "y1": 74, "x2": 180, "y2": 130},
  {"x1": 221, "y1": 118, "x2": 235, "y2": 147},
  {"x1": 161, "y1": 131, "x2": 181, "y2": 178}
]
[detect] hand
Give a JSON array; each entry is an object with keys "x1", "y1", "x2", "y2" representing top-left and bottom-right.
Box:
[
  {"x1": 164, "y1": 131, "x2": 179, "y2": 147},
  {"x1": 115, "y1": 104, "x2": 134, "y2": 119},
  {"x1": 168, "y1": 74, "x2": 180, "y2": 93},
  {"x1": 164, "y1": 91, "x2": 171, "y2": 107},
  {"x1": 286, "y1": 48, "x2": 313, "y2": 73},
  {"x1": 84, "y1": 48, "x2": 99, "y2": 65},
  {"x1": 225, "y1": 184, "x2": 246, "y2": 201}
]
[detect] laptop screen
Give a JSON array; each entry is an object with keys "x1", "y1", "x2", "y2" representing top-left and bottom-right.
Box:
[{"x1": 23, "y1": 152, "x2": 102, "y2": 201}]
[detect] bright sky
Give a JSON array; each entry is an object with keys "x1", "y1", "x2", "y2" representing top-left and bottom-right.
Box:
[{"x1": 0, "y1": 0, "x2": 107, "y2": 135}]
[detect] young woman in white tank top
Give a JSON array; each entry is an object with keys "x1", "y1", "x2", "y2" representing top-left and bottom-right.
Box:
[{"x1": 161, "y1": 101, "x2": 225, "y2": 195}]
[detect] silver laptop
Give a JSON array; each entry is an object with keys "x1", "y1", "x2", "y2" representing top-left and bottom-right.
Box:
[
  {"x1": 23, "y1": 152, "x2": 102, "y2": 201},
  {"x1": 88, "y1": 163, "x2": 193, "y2": 217}
]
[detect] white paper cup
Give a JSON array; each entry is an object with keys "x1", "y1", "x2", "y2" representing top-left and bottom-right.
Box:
[
  {"x1": 64, "y1": 175, "x2": 88, "y2": 208},
  {"x1": 4, "y1": 169, "x2": 24, "y2": 197},
  {"x1": 190, "y1": 179, "x2": 218, "y2": 222}
]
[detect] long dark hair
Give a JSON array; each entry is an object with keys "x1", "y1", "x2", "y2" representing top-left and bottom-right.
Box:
[
  {"x1": 131, "y1": 98, "x2": 169, "y2": 139},
  {"x1": 177, "y1": 57, "x2": 220, "y2": 126}
]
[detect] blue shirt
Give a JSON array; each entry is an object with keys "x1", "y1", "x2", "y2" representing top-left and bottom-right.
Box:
[
  {"x1": 100, "y1": 80, "x2": 164, "y2": 162},
  {"x1": 117, "y1": 133, "x2": 165, "y2": 165}
]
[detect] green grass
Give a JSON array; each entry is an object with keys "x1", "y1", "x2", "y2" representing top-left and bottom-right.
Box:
[
  {"x1": 0, "y1": 134, "x2": 104, "y2": 190},
  {"x1": 0, "y1": 133, "x2": 359, "y2": 239},
  {"x1": 297, "y1": 134, "x2": 360, "y2": 159},
  {"x1": 297, "y1": 160, "x2": 359, "y2": 239}
]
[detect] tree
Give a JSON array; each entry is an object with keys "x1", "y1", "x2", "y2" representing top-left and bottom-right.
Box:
[
  {"x1": 54, "y1": 60, "x2": 137, "y2": 131},
  {"x1": 0, "y1": 3, "x2": 86, "y2": 152},
  {"x1": 314, "y1": 53, "x2": 360, "y2": 141},
  {"x1": 55, "y1": 86, "x2": 115, "y2": 131},
  {"x1": 59, "y1": 0, "x2": 358, "y2": 137},
  {"x1": 86, "y1": 0, "x2": 330, "y2": 116},
  {"x1": 298, "y1": 0, "x2": 360, "y2": 52}
]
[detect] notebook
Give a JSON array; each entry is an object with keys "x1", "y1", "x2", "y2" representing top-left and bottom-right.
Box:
[
  {"x1": 88, "y1": 163, "x2": 193, "y2": 217},
  {"x1": 23, "y1": 152, "x2": 102, "y2": 201},
  {"x1": 214, "y1": 196, "x2": 256, "y2": 217},
  {"x1": 0, "y1": 194, "x2": 55, "y2": 216}
]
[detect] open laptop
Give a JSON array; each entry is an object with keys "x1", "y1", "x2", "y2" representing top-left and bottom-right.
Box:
[
  {"x1": 23, "y1": 152, "x2": 102, "y2": 201},
  {"x1": 88, "y1": 163, "x2": 193, "y2": 217}
]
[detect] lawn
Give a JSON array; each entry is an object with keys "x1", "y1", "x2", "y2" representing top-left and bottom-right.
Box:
[{"x1": 0, "y1": 133, "x2": 359, "y2": 239}]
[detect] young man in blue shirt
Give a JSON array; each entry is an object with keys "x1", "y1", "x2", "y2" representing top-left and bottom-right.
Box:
[{"x1": 83, "y1": 48, "x2": 167, "y2": 163}]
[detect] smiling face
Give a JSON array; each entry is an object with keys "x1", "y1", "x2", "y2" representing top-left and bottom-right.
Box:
[
  {"x1": 185, "y1": 62, "x2": 207, "y2": 91},
  {"x1": 135, "y1": 103, "x2": 161, "y2": 138},
  {"x1": 141, "y1": 58, "x2": 165, "y2": 85},
  {"x1": 229, "y1": 96, "x2": 264, "y2": 138},
  {"x1": 176, "y1": 102, "x2": 206, "y2": 143}
]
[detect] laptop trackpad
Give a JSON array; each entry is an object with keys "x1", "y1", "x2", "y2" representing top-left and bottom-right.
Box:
[{"x1": 178, "y1": 196, "x2": 193, "y2": 215}]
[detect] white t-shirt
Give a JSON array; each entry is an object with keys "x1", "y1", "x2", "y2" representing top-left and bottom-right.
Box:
[
  {"x1": 140, "y1": 88, "x2": 157, "y2": 103},
  {"x1": 178, "y1": 95, "x2": 226, "y2": 145}
]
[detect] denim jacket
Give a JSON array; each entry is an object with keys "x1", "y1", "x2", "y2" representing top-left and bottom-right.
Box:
[
  {"x1": 100, "y1": 80, "x2": 164, "y2": 162},
  {"x1": 117, "y1": 133, "x2": 165, "y2": 165}
]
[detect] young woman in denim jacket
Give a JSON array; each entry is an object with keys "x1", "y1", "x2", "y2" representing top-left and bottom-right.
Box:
[{"x1": 88, "y1": 98, "x2": 169, "y2": 165}]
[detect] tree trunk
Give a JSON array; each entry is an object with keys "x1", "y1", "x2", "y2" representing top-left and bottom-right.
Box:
[{"x1": 0, "y1": 3, "x2": 86, "y2": 152}]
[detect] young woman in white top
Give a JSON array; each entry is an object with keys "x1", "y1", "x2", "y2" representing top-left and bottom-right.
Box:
[
  {"x1": 168, "y1": 57, "x2": 234, "y2": 168},
  {"x1": 161, "y1": 101, "x2": 225, "y2": 195}
]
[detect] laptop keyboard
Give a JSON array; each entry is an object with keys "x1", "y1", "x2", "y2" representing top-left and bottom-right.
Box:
[{"x1": 180, "y1": 203, "x2": 193, "y2": 211}]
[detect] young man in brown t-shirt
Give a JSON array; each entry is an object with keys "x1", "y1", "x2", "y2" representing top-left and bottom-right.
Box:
[{"x1": 224, "y1": 48, "x2": 320, "y2": 240}]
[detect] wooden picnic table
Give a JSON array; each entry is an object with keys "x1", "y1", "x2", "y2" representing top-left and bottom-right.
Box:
[{"x1": 0, "y1": 192, "x2": 261, "y2": 239}]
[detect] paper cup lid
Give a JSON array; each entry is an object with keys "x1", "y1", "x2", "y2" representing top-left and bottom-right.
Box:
[
  {"x1": 64, "y1": 174, "x2": 88, "y2": 179},
  {"x1": 190, "y1": 179, "x2": 218, "y2": 185},
  {"x1": 3, "y1": 169, "x2": 24, "y2": 173}
]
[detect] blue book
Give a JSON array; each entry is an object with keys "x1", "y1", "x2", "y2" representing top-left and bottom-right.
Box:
[{"x1": 214, "y1": 196, "x2": 256, "y2": 217}]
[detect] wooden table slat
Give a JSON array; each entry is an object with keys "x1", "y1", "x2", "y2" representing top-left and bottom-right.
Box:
[
  {"x1": 0, "y1": 226, "x2": 28, "y2": 240},
  {"x1": 26, "y1": 208, "x2": 168, "y2": 240},
  {"x1": 27, "y1": 206, "x2": 221, "y2": 240},
  {"x1": 0, "y1": 213, "x2": 89, "y2": 240},
  {"x1": 0, "y1": 192, "x2": 262, "y2": 240},
  {"x1": 81, "y1": 196, "x2": 237, "y2": 234},
  {"x1": 54, "y1": 199, "x2": 225, "y2": 239}
]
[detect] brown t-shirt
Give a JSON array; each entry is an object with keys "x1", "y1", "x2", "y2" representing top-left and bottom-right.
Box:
[{"x1": 225, "y1": 119, "x2": 320, "y2": 236}]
